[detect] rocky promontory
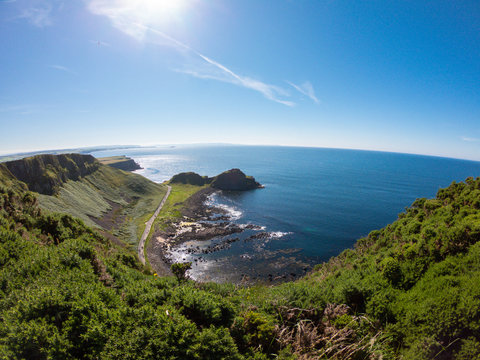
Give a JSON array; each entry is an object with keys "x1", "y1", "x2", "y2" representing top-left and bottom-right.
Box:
[
  {"x1": 170, "y1": 168, "x2": 263, "y2": 191},
  {"x1": 98, "y1": 156, "x2": 142, "y2": 171},
  {"x1": 210, "y1": 168, "x2": 263, "y2": 191},
  {"x1": 151, "y1": 168, "x2": 263, "y2": 256},
  {"x1": 170, "y1": 172, "x2": 210, "y2": 186}
]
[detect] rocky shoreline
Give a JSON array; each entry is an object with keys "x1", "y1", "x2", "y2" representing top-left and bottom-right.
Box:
[
  {"x1": 146, "y1": 169, "x2": 312, "y2": 283},
  {"x1": 148, "y1": 188, "x2": 245, "y2": 270},
  {"x1": 147, "y1": 186, "x2": 313, "y2": 283}
]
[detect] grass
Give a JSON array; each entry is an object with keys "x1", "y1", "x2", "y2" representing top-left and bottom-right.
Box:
[
  {"x1": 97, "y1": 155, "x2": 132, "y2": 165},
  {"x1": 3, "y1": 160, "x2": 480, "y2": 358},
  {"x1": 153, "y1": 182, "x2": 207, "y2": 229},
  {"x1": 0, "y1": 164, "x2": 27, "y2": 190},
  {"x1": 38, "y1": 180, "x2": 113, "y2": 227},
  {"x1": 143, "y1": 183, "x2": 207, "y2": 265},
  {"x1": 37, "y1": 165, "x2": 167, "y2": 248}
]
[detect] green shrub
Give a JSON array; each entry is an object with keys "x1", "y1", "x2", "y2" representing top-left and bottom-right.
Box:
[
  {"x1": 454, "y1": 337, "x2": 480, "y2": 360},
  {"x1": 234, "y1": 311, "x2": 277, "y2": 352},
  {"x1": 381, "y1": 256, "x2": 402, "y2": 286},
  {"x1": 171, "y1": 261, "x2": 192, "y2": 282},
  {"x1": 171, "y1": 286, "x2": 235, "y2": 327}
]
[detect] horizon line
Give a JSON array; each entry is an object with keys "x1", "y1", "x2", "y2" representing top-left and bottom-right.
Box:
[{"x1": 1, "y1": 142, "x2": 479, "y2": 163}]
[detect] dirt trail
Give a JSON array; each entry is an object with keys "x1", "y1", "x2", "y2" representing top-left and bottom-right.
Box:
[{"x1": 138, "y1": 185, "x2": 171, "y2": 265}]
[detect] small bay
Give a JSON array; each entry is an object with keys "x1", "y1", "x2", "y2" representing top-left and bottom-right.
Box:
[{"x1": 92, "y1": 145, "x2": 480, "y2": 282}]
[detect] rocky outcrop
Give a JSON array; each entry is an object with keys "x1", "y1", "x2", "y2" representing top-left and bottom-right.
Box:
[
  {"x1": 170, "y1": 172, "x2": 211, "y2": 186},
  {"x1": 106, "y1": 158, "x2": 141, "y2": 171},
  {"x1": 4, "y1": 154, "x2": 99, "y2": 195},
  {"x1": 169, "y1": 169, "x2": 262, "y2": 191},
  {"x1": 210, "y1": 169, "x2": 262, "y2": 191}
]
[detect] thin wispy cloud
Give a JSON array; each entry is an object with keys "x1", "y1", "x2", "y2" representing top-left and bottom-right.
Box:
[
  {"x1": 12, "y1": 1, "x2": 66, "y2": 27},
  {"x1": 194, "y1": 52, "x2": 294, "y2": 107},
  {"x1": 0, "y1": 104, "x2": 48, "y2": 115},
  {"x1": 87, "y1": 0, "x2": 164, "y2": 41},
  {"x1": 87, "y1": 0, "x2": 296, "y2": 106},
  {"x1": 49, "y1": 64, "x2": 77, "y2": 75},
  {"x1": 287, "y1": 81, "x2": 319, "y2": 104},
  {"x1": 18, "y1": 4, "x2": 53, "y2": 27},
  {"x1": 145, "y1": 24, "x2": 295, "y2": 106},
  {"x1": 461, "y1": 136, "x2": 479, "y2": 142}
]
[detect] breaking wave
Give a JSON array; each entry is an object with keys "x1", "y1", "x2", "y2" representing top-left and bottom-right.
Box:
[
  {"x1": 269, "y1": 231, "x2": 293, "y2": 239},
  {"x1": 205, "y1": 193, "x2": 243, "y2": 220}
]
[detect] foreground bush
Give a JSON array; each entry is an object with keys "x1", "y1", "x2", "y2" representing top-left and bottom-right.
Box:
[{"x1": 1, "y1": 176, "x2": 480, "y2": 358}]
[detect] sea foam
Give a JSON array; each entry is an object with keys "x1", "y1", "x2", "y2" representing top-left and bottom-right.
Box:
[
  {"x1": 205, "y1": 193, "x2": 243, "y2": 220},
  {"x1": 269, "y1": 231, "x2": 293, "y2": 239}
]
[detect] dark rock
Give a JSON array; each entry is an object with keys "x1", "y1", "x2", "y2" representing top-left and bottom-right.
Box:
[
  {"x1": 169, "y1": 168, "x2": 262, "y2": 191},
  {"x1": 244, "y1": 232, "x2": 270, "y2": 242},
  {"x1": 170, "y1": 172, "x2": 211, "y2": 186},
  {"x1": 210, "y1": 168, "x2": 262, "y2": 191},
  {"x1": 107, "y1": 158, "x2": 141, "y2": 171}
]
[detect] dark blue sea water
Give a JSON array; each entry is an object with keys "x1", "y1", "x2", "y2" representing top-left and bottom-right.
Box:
[{"x1": 91, "y1": 145, "x2": 480, "y2": 282}]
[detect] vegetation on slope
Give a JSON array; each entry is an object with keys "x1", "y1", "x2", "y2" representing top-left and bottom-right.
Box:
[
  {"x1": 0, "y1": 168, "x2": 479, "y2": 359},
  {"x1": 37, "y1": 165, "x2": 167, "y2": 247},
  {"x1": 1, "y1": 154, "x2": 98, "y2": 195},
  {"x1": 1, "y1": 154, "x2": 167, "y2": 248},
  {"x1": 151, "y1": 183, "x2": 208, "y2": 231},
  {"x1": 245, "y1": 177, "x2": 480, "y2": 359},
  {"x1": 0, "y1": 184, "x2": 246, "y2": 359}
]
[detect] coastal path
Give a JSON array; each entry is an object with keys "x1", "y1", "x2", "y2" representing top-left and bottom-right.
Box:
[{"x1": 138, "y1": 185, "x2": 171, "y2": 265}]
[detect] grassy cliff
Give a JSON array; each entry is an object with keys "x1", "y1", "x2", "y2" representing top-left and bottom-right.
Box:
[
  {"x1": 2, "y1": 154, "x2": 98, "y2": 195},
  {"x1": 0, "y1": 154, "x2": 167, "y2": 247},
  {"x1": 0, "y1": 158, "x2": 479, "y2": 359}
]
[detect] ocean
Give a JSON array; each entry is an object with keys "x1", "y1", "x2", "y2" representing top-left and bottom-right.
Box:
[{"x1": 91, "y1": 145, "x2": 480, "y2": 283}]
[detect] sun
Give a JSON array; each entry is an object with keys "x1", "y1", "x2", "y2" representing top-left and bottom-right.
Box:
[
  {"x1": 88, "y1": 0, "x2": 193, "y2": 40},
  {"x1": 141, "y1": 0, "x2": 188, "y2": 20},
  {"x1": 145, "y1": 0, "x2": 186, "y2": 14}
]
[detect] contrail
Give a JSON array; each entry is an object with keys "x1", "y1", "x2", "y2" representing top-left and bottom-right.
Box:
[{"x1": 127, "y1": 22, "x2": 295, "y2": 106}]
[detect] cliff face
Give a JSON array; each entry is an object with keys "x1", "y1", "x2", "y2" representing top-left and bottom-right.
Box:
[
  {"x1": 97, "y1": 156, "x2": 142, "y2": 172},
  {"x1": 3, "y1": 154, "x2": 99, "y2": 195},
  {"x1": 107, "y1": 158, "x2": 141, "y2": 171}
]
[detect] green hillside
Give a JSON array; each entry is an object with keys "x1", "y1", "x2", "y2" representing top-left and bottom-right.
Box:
[
  {"x1": 0, "y1": 160, "x2": 479, "y2": 359},
  {"x1": 0, "y1": 154, "x2": 167, "y2": 247}
]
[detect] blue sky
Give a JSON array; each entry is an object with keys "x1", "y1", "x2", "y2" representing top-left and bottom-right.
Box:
[{"x1": 1, "y1": 0, "x2": 479, "y2": 160}]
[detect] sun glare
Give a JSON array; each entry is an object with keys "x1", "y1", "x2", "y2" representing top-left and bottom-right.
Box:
[
  {"x1": 141, "y1": 0, "x2": 187, "y2": 20},
  {"x1": 146, "y1": 0, "x2": 186, "y2": 14}
]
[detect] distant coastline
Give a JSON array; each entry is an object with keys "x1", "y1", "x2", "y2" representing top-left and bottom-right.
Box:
[
  {"x1": 98, "y1": 155, "x2": 142, "y2": 171},
  {"x1": 0, "y1": 145, "x2": 141, "y2": 163},
  {"x1": 3, "y1": 143, "x2": 480, "y2": 164}
]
